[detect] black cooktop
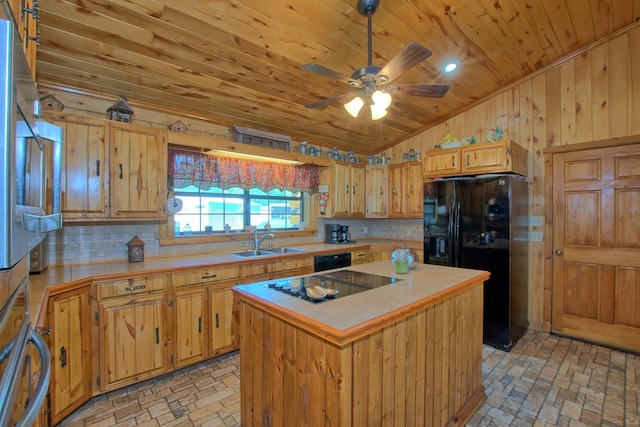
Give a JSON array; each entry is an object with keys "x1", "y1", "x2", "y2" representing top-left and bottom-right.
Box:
[{"x1": 263, "y1": 270, "x2": 400, "y2": 303}]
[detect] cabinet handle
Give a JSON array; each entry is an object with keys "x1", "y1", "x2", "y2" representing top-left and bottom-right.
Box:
[
  {"x1": 60, "y1": 346, "x2": 67, "y2": 368},
  {"x1": 410, "y1": 184, "x2": 414, "y2": 194},
  {"x1": 392, "y1": 187, "x2": 397, "y2": 196},
  {"x1": 124, "y1": 284, "x2": 146, "y2": 292},
  {"x1": 96, "y1": 160, "x2": 100, "y2": 177},
  {"x1": 452, "y1": 155, "x2": 456, "y2": 167},
  {"x1": 379, "y1": 186, "x2": 383, "y2": 196},
  {"x1": 352, "y1": 185, "x2": 355, "y2": 194},
  {"x1": 201, "y1": 274, "x2": 217, "y2": 280},
  {"x1": 198, "y1": 317, "x2": 202, "y2": 333},
  {"x1": 466, "y1": 154, "x2": 470, "y2": 167},
  {"x1": 215, "y1": 313, "x2": 220, "y2": 328},
  {"x1": 345, "y1": 185, "x2": 349, "y2": 194},
  {"x1": 119, "y1": 164, "x2": 123, "y2": 179},
  {"x1": 155, "y1": 327, "x2": 160, "y2": 344}
]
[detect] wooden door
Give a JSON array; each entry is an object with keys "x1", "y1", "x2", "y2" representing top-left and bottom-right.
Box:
[
  {"x1": 98, "y1": 294, "x2": 167, "y2": 391},
  {"x1": 332, "y1": 162, "x2": 350, "y2": 216},
  {"x1": 52, "y1": 116, "x2": 108, "y2": 220},
  {"x1": 47, "y1": 287, "x2": 92, "y2": 425},
  {"x1": 551, "y1": 143, "x2": 640, "y2": 353},
  {"x1": 389, "y1": 164, "x2": 407, "y2": 217},
  {"x1": 209, "y1": 288, "x2": 234, "y2": 356},
  {"x1": 366, "y1": 165, "x2": 388, "y2": 218},
  {"x1": 407, "y1": 162, "x2": 424, "y2": 217},
  {"x1": 349, "y1": 163, "x2": 366, "y2": 217},
  {"x1": 174, "y1": 288, "x2": 207, "y2": 368},
  {"x1": 110, "y1": 123, "x2": 167, "y2": 219}
]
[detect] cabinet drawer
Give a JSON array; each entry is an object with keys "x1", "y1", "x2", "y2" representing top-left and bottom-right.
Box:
[
  {"x1": 95, "y1": 275, "x2": 167, "y2": 300},
  {"x1": 172, "y1": 266, "x2": 239, "y2": 288},
  {"x1": 351, "y1": 249, "x2": 369, "y2": 265},
  {"x1": 241, "y1": 257, "x2": 314, "y2": 278}
]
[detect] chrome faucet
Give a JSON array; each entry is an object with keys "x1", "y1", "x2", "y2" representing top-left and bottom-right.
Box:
[{"x1": 254, "y1": 230, "x2": 275, "y2": 250}]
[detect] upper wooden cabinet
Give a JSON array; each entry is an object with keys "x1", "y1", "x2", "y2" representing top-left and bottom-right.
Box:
[
  {"x1": 389, "y1": 162, "x2": 423, "y2": 218},
  {"x1": 320, "y1": 161, "x2": 365, "y2": 218},
  {"x1": 424, "y1": 140, "x2": 528, "y2": 178},
  {"x1": 48, "y1": 113, "x2": 167, "y2": 222},
  {"x1": 4, "y1": 0, "x2": 38, "y2": 78},
  {"x1": 365, "y1": 165, "x2": 388, "y2": 218}
]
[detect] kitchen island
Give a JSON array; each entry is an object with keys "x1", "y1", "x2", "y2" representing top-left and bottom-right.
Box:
[{"x1": 232, "y1": 261, "x2": 490, "y2": 427}]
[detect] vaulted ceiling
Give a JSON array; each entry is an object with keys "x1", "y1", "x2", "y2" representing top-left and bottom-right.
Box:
[{"x1": 36, "y1": 0, "x2": 640, "y2": 154}]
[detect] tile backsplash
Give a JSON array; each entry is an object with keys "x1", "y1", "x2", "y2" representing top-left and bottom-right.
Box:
[{"x1": 45, "y1": 219, "x2": 424, "y2": 266}]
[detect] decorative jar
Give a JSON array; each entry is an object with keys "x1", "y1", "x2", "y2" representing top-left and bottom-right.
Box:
[{"x1": 391, "y1": 247, "x2": 418, "y2": 274}]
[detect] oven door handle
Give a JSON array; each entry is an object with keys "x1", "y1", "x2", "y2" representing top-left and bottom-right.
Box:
[{"x1": 16, "y1": 329, "x2": 51, "y2": 427}]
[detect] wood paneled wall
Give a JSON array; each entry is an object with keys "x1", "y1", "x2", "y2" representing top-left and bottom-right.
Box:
[{"x1": 392, "y1": 23, "x2": 640, "y2": 330}]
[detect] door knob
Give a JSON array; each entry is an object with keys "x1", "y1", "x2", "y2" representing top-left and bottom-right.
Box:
[{"x1": 555, "y1": 250, "x2": 563, "y2": 256}]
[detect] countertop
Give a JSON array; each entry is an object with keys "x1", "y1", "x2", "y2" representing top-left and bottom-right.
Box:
[
  {"x1": 233, "y1": 260, "x2": 490, "y2": 346},
  {"x1": 27, "y1": 239, "x2": 422, "y2": 322}
]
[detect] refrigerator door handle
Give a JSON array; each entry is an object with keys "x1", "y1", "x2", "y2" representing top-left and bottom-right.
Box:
[
  {"x1": 453, "y1": 201, "x2": 461, "y2": 267},
  {"x1": 448, "y1": 201, "x2": 455, "y2": 263}
]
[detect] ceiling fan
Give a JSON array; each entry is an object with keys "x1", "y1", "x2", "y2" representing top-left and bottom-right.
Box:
[{"x1": 301, "y1": 0, "x2": 451, "y2": 119}]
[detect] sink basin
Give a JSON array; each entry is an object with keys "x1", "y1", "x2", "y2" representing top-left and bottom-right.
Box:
[
  {"x1": 230, "y1": 250, "x2": 274, "y2": 258},
  {"x1": 264, "y1": 247, "x2": 305, "y2": 254}
]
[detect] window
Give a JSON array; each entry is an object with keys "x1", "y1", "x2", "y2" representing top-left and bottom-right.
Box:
[{"x1": 173, "y1": 186, "x2": 303, "y2": 235}]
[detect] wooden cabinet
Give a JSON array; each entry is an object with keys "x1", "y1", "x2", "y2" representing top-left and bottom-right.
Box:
[
  {"x1": 424, "y1": 140, "x2": 528, "y2": 178},
  {"x1": 389, "y1": 162, "x2": 423, "y2": 218},
  {"x1": 110, "y1": 123, "x2": 167, "y2": 219},
  {"x1": 320, "y1": 161, "x2": 365, "y2": 218},
  {"x1": 51, "y1": 115, "x2": 109, "y2": 220},
  {"x1": 45, "y1": 286, "x2": 92, "y2": 425},
  {"x1": 93, "y1": 275, "x2": 169, "y2": 392},
  {"x1": 47, "y1": 113, "x2": 167, "y2": 222},
  {"x1": 4, "y1": 0, "x2": 38, "y2": 78},
  {"x1": 365, "y1": 165, "x2": 388, "y2": 218},
  {"x1": 171, "y1": 265, "x2": 239, "y2": 367},
  {"x1": 240, "y1": 256, "x2": 314, "y2": 282}
]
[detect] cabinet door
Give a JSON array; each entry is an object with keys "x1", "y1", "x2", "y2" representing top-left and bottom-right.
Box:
[
  {"x1": 110, "y1": 123, "x2": 167, "y2": 219},
  {"x1": 174, "y1": 288, "x2": 207, "y2": 368},
  {"x1": 461, "y1": 142, "x2": 507, "y2": 173},
  {"x1": 424, "y1": 148, "x2": 461, "y2": 177},
  {"x1": 98, "y1": 294, "x2": 167, "y2": 391},
  {"x1": 210, "y1": 288, "x2": 234, "y2": 356},
  {"x1": 349, "y1": 164, "x2": 366, "y2": 217},
  {"x1": 47, "y1": 287, "x2": 92, "y2": 425},
  {"x1": 332, "y1": 162, "x2": 350, "y2": 216},
  {"x1": 52, "y1": 116, "x2": 108, "y2": 220},
  {"x1": 366, "y1": 166, "x2": 388, "y2": 218},
  {"x1": 388, "y1": 164, "x2": 407, "y2": 217},
  {"x1": 406, "y1": 162, "x2": 424, "y2": 217}
]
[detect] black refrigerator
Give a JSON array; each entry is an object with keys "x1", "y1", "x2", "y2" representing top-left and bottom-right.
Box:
[{"x1": 423, "y1": 175, "x2": 529, "y2": 351}]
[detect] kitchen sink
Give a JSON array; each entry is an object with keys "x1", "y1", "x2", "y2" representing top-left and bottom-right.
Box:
[
  {"x1": 230, "y1": 250, "x2": 275, "y2": 258},
  {"x1": 230, "y1": 247, "x2": 305, "y2": 258},
  {"x1": 264, "y1": 247, "x2": 304, "y2": 254}
]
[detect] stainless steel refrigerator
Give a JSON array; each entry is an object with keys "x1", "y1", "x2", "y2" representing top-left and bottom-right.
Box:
[{"x1": 423, "y1": 174, "x2": 529, "y2": 351}]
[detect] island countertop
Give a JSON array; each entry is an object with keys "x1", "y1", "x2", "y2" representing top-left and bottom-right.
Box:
[{"x1": 233, "y1": 260, "x2": 490, "y2": 346}]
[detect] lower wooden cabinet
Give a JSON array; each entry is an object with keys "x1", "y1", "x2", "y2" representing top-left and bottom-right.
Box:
[
  {"x1": 351, "y1": 249, "x2": 370, "y2": 265},
  {"x1": 96, "y1": 292, "x2": 169, "y2": 392},
  {"x1": 45, "y1": 287, "x2": 92, "y2": 425},
  {"x1": 173, "y1": 287, "x2": 208, "y2": 368},
  {"x1": 209, "y1": 287, "x2": 234, "y2": 356}
]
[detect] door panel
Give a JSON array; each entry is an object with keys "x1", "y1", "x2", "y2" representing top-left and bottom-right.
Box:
[{"x1": 551, "y1": 143, "x2": 640, "y2": 353}]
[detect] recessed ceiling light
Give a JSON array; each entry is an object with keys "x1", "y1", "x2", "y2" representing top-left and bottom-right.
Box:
[{"x1": 444, "y1": 62, "x2": 458, "y2": 73}]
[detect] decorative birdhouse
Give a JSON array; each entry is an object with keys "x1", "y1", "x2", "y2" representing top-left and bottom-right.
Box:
[
  {"x1": 168, "y1": 120, "x2": 187, "y2": 132},
  {"x1": 40, "y1": 94, "x2": 64, "y2": 111},
  {"x1": 107, "y1": 97, "x2": 134, "y2": 123},
  {"x1": 126, "y1": 236, "x2": 145, "y2": 263}
]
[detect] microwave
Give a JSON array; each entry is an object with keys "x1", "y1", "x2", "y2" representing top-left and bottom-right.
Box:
[{"x1": 0, "y1": 18, "x2": 63, "y2": 270}]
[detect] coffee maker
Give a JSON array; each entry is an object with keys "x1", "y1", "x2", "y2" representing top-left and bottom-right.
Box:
[{"x1": 325, "y1": 224, "x2": 351, "y2": 243}]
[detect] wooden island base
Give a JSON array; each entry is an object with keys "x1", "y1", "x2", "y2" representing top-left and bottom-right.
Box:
[{"x1": 235, "y1": 262, "x2": 487, "y2": 426}]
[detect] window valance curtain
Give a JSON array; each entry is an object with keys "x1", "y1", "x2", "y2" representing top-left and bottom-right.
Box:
[{"x1": 168, "y1": 148, "x2": 320, "y2": 194}]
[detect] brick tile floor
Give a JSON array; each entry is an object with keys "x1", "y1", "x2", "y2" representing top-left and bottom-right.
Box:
[{"x1": 59, "y1": 330, "x2": 640, "y2": 426}]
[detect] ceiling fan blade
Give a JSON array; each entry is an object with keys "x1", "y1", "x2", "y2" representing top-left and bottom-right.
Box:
[
  {"x1": 378, "y1": 42, "x2": 433, "y2": 83},
  {"x1": 394, "y1": 83, "x2": 450, "y2": 98},
  {"x1": 304, "y1": 92, "x2": 358, "y2": 109},
  {"x1": 301, "y1": 63, "x2": 358, "y2": 87}
]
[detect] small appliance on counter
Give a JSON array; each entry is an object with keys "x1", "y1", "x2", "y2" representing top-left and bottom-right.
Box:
[{"x1": 324, "y1": 224, "x2": 356, "y2": 244}]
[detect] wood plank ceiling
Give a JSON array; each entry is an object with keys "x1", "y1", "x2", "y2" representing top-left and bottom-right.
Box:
[{"x1": 35, "y1": 0, "x2": 640, "y2": 154}]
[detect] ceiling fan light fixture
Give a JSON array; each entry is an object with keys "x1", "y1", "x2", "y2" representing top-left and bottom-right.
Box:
[{"x1": 344, "y1": 96, "x2": 365, "y2": 117}]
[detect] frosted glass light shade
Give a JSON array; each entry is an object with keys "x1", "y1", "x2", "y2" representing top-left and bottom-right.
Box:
[
  {"x1": 371, "y1": 91, "x2": 392, "y2": 109},
  {"x1": 370, "y1": 104, "x2": 388, "y2": 120},
  {"x1": 344, "y1": 96, "x2": 364, "y2": 117}
]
